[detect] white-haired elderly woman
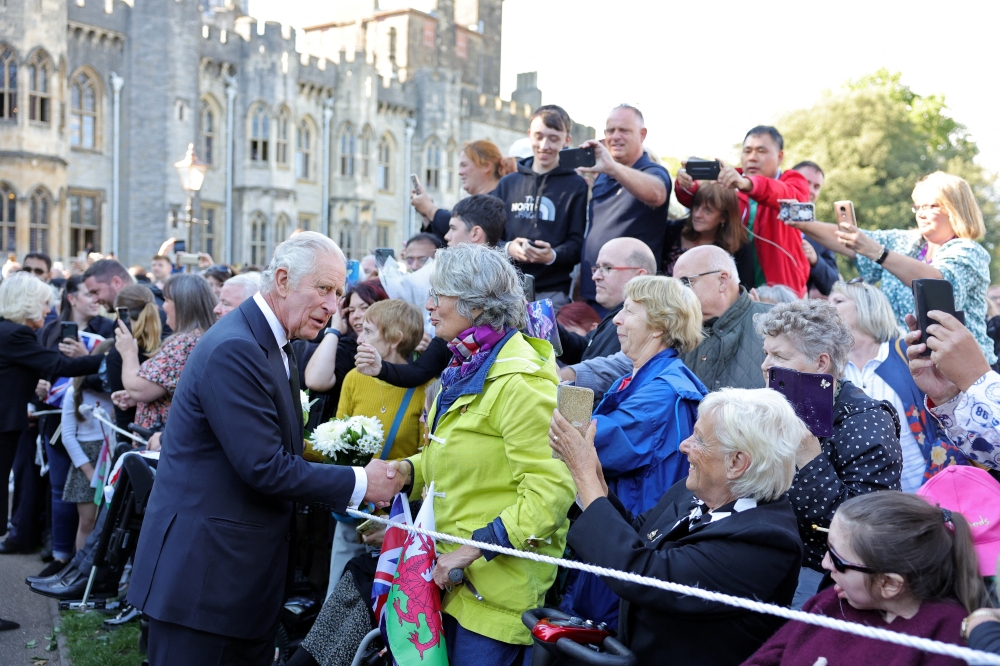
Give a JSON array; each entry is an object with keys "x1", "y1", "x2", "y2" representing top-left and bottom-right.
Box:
[
  {"x1": 756, "y1": 299, "x2": 902, "y2": 608},
  {"x1": 549, "y1": 388, "x2": 805, "y2": 666},
  {"x1": 830, "y1": 279, "x2": 964, "y2": 492},
  {"x1": 0, "y1": 273, "x2": 104, "y2": 553},
  {"x1": 386, "y1": 243, "x2": 575, "y2": 664}
]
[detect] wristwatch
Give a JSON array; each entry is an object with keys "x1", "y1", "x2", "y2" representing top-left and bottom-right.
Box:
[
  {"x1": 961, "y1": 609, "x2": 1000, "y2": 641},
  {"x1": 874, "y1": 245, "x2": 890, "y2": 265},
  {"x1": 324, "y1": 328, "x2": 341, "y2": 338}
]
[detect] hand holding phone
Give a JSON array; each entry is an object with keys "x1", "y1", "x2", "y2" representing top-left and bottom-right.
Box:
[
  {"x1": 116, "y1": 307, "x2": 131, "y2": 332},
  {"x1": 410, "y1": 173, "x2": 422, "y2": 195},
  {"x1": 60, "y1": 321, "x2": 79, "y2": 343},
  {"x1": 685, "y1": 158, "x2": 721, "y2": 181},
  {"x1": 912, "y1": 279, "x2": 964, "y2": 357},
  {"x1": 558, "y1": 147, "x2": 596, "y2": 170},
  {"x1": 833, "y1": 201, "x2": 857, "y2": 229}
]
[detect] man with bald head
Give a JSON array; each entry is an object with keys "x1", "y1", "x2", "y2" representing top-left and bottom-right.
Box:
[
  {"x1": 559, "y1": 237, "x2": 657, "y2": 372},
  {"x1": 568, "y1": 244, "x2": 773, "y2": 394},
  {"x1": 577, "y1": 105, "x2": 672, "y2": 311}
]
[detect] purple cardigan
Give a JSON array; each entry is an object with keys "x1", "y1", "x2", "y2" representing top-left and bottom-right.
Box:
[{"x1": 742, "y1": 587, "x2": 967, "y2": 666}]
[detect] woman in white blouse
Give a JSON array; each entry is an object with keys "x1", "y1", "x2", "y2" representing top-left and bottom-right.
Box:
[{"x1": 60, "y1": 341, "x2": 114, "y2": 550}]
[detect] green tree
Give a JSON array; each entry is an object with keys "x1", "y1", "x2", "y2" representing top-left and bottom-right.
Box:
[{"x1": 778, "y1": 69, "x2": 1000, "y2": 279}]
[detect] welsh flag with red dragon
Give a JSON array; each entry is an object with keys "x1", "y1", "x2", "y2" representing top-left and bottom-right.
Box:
[{"x1": 373, "y1": 483, "x2": 448, "y2": 665}]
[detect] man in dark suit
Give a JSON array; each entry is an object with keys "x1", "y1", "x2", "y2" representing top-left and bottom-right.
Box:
[{"x1": 128, "y1": 232, "x2": 401, "y2": 665}]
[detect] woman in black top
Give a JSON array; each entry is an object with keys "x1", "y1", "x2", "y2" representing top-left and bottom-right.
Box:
[
  {"x1": 0, "y1": 274, "x2": 103, "y2": 551},
  {"x1": 662, "y1": 181, "x2": 754, "y2": 288}
]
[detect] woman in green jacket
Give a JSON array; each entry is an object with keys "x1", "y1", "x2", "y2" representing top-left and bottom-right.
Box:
[{"x1": 390, "y1": 243, "x2": 575, "y2": 664}]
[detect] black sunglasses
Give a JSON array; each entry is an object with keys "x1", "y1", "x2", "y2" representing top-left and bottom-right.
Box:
[
  {"x1": 21, "y1": 267, "x2": 46, "y2": 276},
  {"x1": 827, "y1": 541, "x2": 877, "y2": 574}
]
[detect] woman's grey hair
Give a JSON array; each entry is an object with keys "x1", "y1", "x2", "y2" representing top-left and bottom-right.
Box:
[
  {"x1": 261, "y1": 231, "x2": 343, "y2": 293},
  {"x1": 754, "y1": 299, "x2": 854, "y2": 378},
  {"x1": 430, "y1": 244, "x2": 526, "y2": 331},
  {"x1": 700, "y1": 388, "x2": 806, "y2": 502},
  {"x1": 163, "y1": 274, "x2": 218, "y2": 336},
  {"x1": 0, "y1": 272, "x2": 51, "y2": 325},
  {"x1": 755, "y1": 284, "x2": 799, "y2": 305},
  {"x1": 226, "y1": 272, "x2": 262, "y2": 302},
  {"x1": 831, "y1": 280, "x2": 901, "y2": 344}
]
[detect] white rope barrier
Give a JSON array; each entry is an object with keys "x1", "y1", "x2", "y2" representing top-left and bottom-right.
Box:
[
  {"x1": 90, "y1": 407, "x2": 148, "y2": 446},
  {"x1": 347, "y1": 508, "x2": 1000, "y2": 666}
]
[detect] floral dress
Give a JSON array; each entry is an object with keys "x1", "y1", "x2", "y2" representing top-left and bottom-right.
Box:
[
  {"x1": 134, "y1": 332, "x2": 201, "y2": 429},
  {"x1": 856, "y1": 229, "x2": 996, "y2": 365}
]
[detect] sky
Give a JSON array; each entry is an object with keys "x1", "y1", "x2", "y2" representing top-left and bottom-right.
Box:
[{"x1": 247, "y1": 0, "x2": 1000, "y2": 174}]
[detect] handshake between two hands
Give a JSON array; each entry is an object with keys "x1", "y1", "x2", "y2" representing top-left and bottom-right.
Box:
[{"x1": 362, "y1": 458, "x2": 412, "y2": 505}]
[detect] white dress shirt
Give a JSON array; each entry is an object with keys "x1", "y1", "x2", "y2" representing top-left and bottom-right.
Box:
[
  {"x1": 253, "y1": 292, "x2": 368, "y2": 507},
  {"x1": 843, "y1": 341, "x2": 925, "y2": 492}
]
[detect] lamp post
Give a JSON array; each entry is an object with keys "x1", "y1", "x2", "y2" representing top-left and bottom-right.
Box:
[{"x1": 170, "y1": 143, "x2": 210, "y2": 270}]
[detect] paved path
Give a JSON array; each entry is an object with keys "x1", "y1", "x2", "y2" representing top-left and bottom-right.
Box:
[{"x1": 0, "y1": 551, "x2": 63, "y2": 666}]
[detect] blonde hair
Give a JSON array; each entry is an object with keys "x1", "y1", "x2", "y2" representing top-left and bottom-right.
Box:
[
  {"x1": 114, "y1": 284, "x2": 162, "y2": 355},
  {"x1": 0, "y1": 272, "x2": 52, "y2": 325},
  {"x1": 623, "y1": 275, "x2": 703, "y2": 353},
  {"x1": 364, "y1": 299, "x2": 425, "y2": 358},
  {"x1": 700, "y1": 388, "x2": 805, "y2": 502},
  {"x1": 912, "y1": 171, "x2": 986, "y2": 241},
  {"x1": 831, "y1": 280, "x2": 900, "y2": 344}
]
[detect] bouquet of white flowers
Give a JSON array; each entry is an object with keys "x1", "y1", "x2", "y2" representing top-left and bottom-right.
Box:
[{"x1": 309, "y1": 415, "x2": 385, "y2": 467}]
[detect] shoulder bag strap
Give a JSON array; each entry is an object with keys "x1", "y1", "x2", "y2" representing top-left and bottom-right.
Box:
[{"x1": 380, "y1": 387, "x2": 416, "y2": 460}]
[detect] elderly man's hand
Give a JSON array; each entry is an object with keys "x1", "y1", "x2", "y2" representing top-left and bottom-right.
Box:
[
  {"x1": 904, "y1": 314, "x2": 963, "y2": 405},
  {"x1": 364, "y1": 459, "x2": 404, "y2": 505},
  {"x1": 924, "y1": 310, "x2": 991, "y2": 393}
]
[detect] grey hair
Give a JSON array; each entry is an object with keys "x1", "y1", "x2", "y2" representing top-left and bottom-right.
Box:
[
  {"x1": 612, "y1": 103, "x2": 644, "y2": 126},
  {"x1": 700, "y1": 388, "x2": 806, "y2": 502},
  {"x1": 226, "y1": 272, "x2": 262, "y2": 302},
  {"x1": 754, "y1": 299, "x2": 854, "y2": 378},
  {"x1": 261, "y1": 231, "x2": 344, "y2": 293},
  {"x1": 831, "y1": 280, "x2": 901, "y2": 343},
  {"x1": 707, "y1": 249, "x2": 739, "y2": 283},
  {"x1": 755, "y1": 284, "x2": 799, "y2": 305},
  {"x1": 430, "y1": 244, "x2": 526, "y2": 330},
  {"x1": 624, "y1": 248, "x2": 657, "y2": 276}
]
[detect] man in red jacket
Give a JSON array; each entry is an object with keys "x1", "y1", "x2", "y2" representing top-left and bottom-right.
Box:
[{"x1": 676, "y1": 126, "x2": 810, "y2": 296}]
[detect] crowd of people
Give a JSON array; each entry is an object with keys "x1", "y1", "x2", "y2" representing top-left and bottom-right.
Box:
[{"x1": 1, "y1": 100, "x2": 999, "y2": 666}]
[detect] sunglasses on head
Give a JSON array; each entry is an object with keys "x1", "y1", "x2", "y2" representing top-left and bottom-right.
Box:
[{"x1": 827, "y1": 541, "x2": 878, "y2": 574}]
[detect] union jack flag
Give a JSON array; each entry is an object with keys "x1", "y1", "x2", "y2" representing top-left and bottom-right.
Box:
[{"x1": 372, "y1": 493, "x2": 412, "y2": 631}]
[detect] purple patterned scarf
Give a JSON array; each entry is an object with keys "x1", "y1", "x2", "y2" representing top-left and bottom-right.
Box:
[{"x1": 440, "y1": 325, "x2": 511, "y2": 388}]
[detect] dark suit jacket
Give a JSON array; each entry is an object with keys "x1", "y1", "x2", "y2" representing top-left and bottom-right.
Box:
[
  {"x1": 0, "y1": 318, "x2": 104, "y2": 433},
  {"x1": 568, "y1": 481, "x2": 802, "y2": 666},
  {"x1": 127, "y1": 299, "x2": 358, "y2": 639},
  {"x1": 807, "y1": 237, "x2": 840, "y2": 296},
  {"x1": 559, "y1": 303, "x2": 623, "y2": 367}
]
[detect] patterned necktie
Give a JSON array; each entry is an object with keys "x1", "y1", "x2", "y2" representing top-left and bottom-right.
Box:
[{"x1": 282, "y1": 342, "x2": 303, "y2": 428}]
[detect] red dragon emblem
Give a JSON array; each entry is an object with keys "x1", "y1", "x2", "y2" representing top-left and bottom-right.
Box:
[{"x1": 392, "y1": 531, "x2": 444, "y2": 658}]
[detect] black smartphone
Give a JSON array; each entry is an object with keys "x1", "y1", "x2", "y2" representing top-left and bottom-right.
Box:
[
  {"x1": 523, "y1": 274, "x2": 536, "y2": 302},
  {"x1": 558, "y1": 147, "x2": 596, "y2": 169},
  {"x1": 686, "y1": 157, "x2": 721, "y2": 180},
  {"x1": 768, "y1": 366, "x2": 835, "y2": 437},
  {"x1": 60, "y1": 321, "x2": 79, "y2": 343},
  {"x1": 374, "y1": 248, "x2": 395, "y2": 267},
  {"x1": 173, "y1": 239, "x2": 186, "y2": 253},
  {"x1": 913, "y1": 278, "x2": 963, "y2": 357},
  {"x1": 116, "y1": 306, "x2": 131, "y2": 332}
]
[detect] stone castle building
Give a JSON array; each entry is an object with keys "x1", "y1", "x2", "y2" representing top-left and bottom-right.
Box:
[{"x1": 0, "y1": 0, "x2": 593, "y2": 267}]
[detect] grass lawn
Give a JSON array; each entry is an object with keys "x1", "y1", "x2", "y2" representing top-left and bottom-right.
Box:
[{"x1": 59, "y1": 610, "x2": 143, "y2": 666}]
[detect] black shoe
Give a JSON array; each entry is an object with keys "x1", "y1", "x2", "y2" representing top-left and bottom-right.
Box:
[
  {"x1": 0, "y1": 618, "x2": 19, "y2": 631},
  {"x1": 0, "y1": 539, "x2": 34, "y2": 555},
  {"x1": 26, "y1": 562, "x2": 75, "y2": 586},
  {"x1": 102, "y1": 602, "x2": 141, "y2": 630},
  {"x1": 30, "y1": 569, "x2": 117, "y2": 600}
]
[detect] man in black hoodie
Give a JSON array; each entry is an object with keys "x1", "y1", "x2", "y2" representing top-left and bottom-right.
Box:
[{"x1": 494, "y1": 105, "x2": 589, "y2": 310}]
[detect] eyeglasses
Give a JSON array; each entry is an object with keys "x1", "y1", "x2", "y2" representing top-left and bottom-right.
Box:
[
  {"x1": 590, "y1": 264, "x2": 644, "y2": 278},
  {"x1": 827, "y1": 541, "x2": 878, "y2": 574},
  {"x1": 20, "y1": 267, "x2": 46, "y2": 276},
  {"x1": 677, "y1": 270, "x2": 721, "y2": 288},
  {"x1": 428, "y1": 288, "x2": 439, "y2": 307},
  {"x1": 912, "y1": 203, "x2": 941, "y2": 215}
]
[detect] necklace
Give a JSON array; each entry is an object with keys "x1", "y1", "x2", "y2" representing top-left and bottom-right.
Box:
[{"x1": 378, "y1": 379, "x2": 387, "y2": 414}]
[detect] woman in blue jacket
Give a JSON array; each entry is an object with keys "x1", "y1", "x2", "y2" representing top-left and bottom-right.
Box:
[{"x1": 558, "y1": 275, "x2": 706, "y2": 628}]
